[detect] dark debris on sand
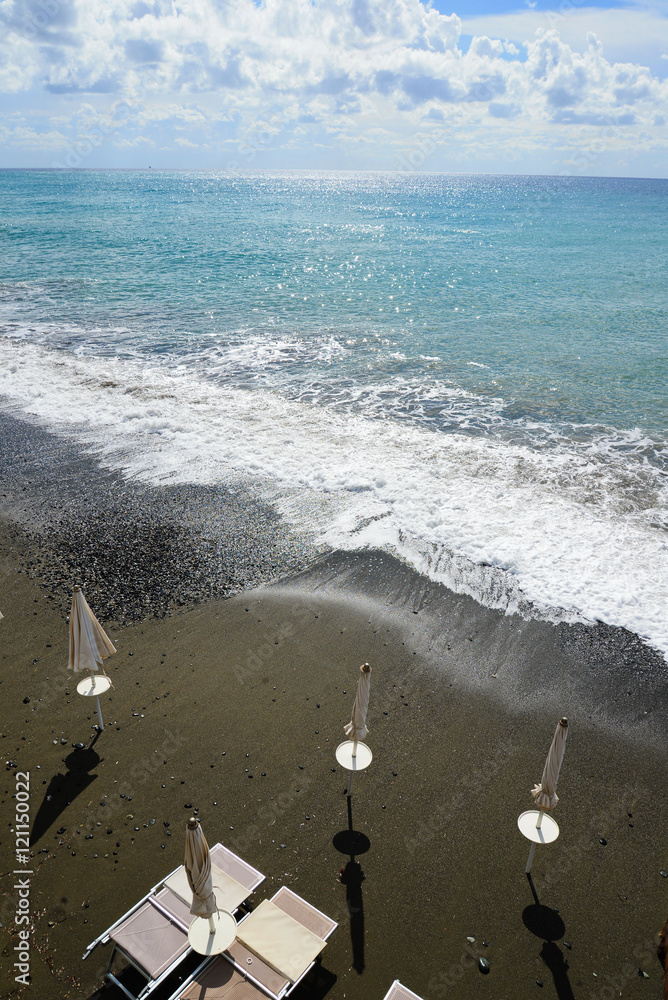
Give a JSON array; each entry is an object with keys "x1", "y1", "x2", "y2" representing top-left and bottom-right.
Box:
[{"x1": 0, "y1": 411, "x2": 318, "y2": 623}]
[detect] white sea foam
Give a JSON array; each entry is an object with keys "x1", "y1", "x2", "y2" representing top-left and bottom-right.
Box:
[{"x1": 1, "y1": 338, "x2": 667, "y2": 656}]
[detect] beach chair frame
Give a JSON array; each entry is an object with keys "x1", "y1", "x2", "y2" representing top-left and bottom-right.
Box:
[
  {"x1": 382, "y1": 980, "x2": 426, "y2": 1000},
  {"x1": 166, "y1": 886, "x2": 338, "y2": 1000},
  {"x1": 82, "y1": 844, "x2": 265, "y2": 1000}
]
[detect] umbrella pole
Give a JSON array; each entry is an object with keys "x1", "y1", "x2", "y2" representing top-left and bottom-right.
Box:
[
  {"x1": 347, "y1": 740, "x2": 358, "y2": 796},
  {"x1": 525, "y1": 843, "x2": 536, "y2": 874},
  {"x1": 525, "y1": 811, "x2": 544, "y2": 873},
  {"x1": 208, "y1": 915, "x2": 216, "y2": 935},
  {"x1": 94, "y1": 695, "x2": 104, "y2": 730}
]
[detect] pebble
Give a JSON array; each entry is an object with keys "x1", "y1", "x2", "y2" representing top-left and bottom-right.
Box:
[
  {"x1": 466, "y1": 936, "x2": 475, "y2": 943},
  {"x1": 536, "y1": 980, "x2": 543, "y2": 988},
  {"x1": 599, "y1": 838, "x2": 607, "y2": 845},
  {"x1": 564, "y1": 940, "x2": 572, "y2": 949},
  {"x1": 478, "y1": 958, "x2": 489, "y2": 975}
]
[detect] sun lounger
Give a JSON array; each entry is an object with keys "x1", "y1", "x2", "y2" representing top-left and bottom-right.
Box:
[
  {"x1": 169, "y1": 886, "x2": 338, "y2": 1000},
  {"x1": 382, "y1": 981, "x2": 425, "y2": 1000},
  {"x1": 82, "y1": 843, "x2": 265, "y2": 1000}
]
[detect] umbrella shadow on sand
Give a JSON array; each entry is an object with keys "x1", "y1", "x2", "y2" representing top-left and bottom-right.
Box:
[
  {"x1": 523, "y1": 874, "x2": 575, "y2": 1000},
  {"x1": 30, "y1": 735, "x2": 102, "y2": 847},
  {"x1": 333, "y1": 796, "x2": 369, "y2": 974}
]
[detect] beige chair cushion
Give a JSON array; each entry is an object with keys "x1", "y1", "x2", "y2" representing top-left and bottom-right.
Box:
[
  {"x1": 164, "y1": 864, "x2": 250, "y2": 914},
  {"x1": 235, "y1": 899, "x2": 326, "y2": 983}
]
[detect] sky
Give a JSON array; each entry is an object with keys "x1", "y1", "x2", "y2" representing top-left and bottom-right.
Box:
[{"x1": 1, "y1": 0, "x2": 667, "y2": 175}]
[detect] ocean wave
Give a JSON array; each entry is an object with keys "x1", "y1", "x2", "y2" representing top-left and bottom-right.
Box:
[{"x1": 1, "y1": 337, "x2": 667, "y2": 657}]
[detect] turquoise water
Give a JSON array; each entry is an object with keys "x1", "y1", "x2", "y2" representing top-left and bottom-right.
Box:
[{"x1": 1, "y1": 170, "x2": 667, "y2": 651}]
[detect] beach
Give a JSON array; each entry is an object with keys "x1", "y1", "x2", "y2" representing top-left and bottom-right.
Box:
[{"x1": 1, "y1": 415, "x2": 667, "y2": 1000}]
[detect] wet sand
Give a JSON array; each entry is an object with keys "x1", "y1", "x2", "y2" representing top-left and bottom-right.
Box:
[{"x1": 1, "y1": 525, "x2": 667, "y2": 1000}]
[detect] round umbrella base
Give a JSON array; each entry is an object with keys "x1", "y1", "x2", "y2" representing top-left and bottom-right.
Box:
[
  {"x1": 76, "y1": 675, "x2": 111, "y2": 697},
  {"x1": 335, "y1": 740, "x2": 372, "y2": 772},
  {"x1": 188, "y1": 910, "x2": 236, "y2": 955},
  {"x1": 517, "y1": 810, "x2": 560, "y2": 845}
]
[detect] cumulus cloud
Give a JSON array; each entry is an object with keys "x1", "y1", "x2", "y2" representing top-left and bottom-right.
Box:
[{"x1": 0, "y1": 0, "x2": 666, "y2": 171}]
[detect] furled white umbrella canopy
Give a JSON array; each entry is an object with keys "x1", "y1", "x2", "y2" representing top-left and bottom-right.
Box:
[
  {"x1": 531, "y1": 716, "x2": 569, "y2": 810},
  {"x1": 68, "y1": 586, "x2": 116, "y2": 731},
  {"x1": 344, "y1": 662, "x2": 371, "y2": 742},
  {"x1": 336, "y1": 663, "x2": 373, "y2": 796},
  {"x1": 520, "y1": 717, "x2": 569, "y2": 874},
  {"x1": 184, "y1": 818, "x2": 236, "y2": 956},
  {"x1": 185, "y1": 818, "x2": 217, "y2": 920},
  {"x1": 69, "y1": 586, "x2": 116, "y2": 675}
]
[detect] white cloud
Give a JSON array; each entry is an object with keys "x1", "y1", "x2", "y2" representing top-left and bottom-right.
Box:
[
  {"x1": 460, "y1": 5, "x2": 668, "y2": 75},
  {"x1": 0, "y1": 0, "x2": 667, "y2": 173}
]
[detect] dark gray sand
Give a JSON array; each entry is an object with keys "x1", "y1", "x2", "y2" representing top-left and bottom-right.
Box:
[{"x1": 1, "y1": 413, "x2": 667, "y2": 1000}]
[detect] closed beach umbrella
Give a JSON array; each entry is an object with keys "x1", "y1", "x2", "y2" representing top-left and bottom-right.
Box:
[
  {"x1": 68, "y1": 586, "x2": 116, "y2": 731},
  {"x1": 531, "y1": 717, "x2": 569, "y2": 810},
  {"x1": 344, "y1": 663, "x2": 372, "y2": 742},
  {"x1": 340, "y1": 663, "x2": 372, "y2": 796},
  {"x1": 185, "y1": 818, "x2": 218, "y2": 921},
  {"x1": 521, "y1": 717, "x2": 568, "y2": 874},
  {"x1": 69, "y1": 586, "x2": 116, "y2": 675}
]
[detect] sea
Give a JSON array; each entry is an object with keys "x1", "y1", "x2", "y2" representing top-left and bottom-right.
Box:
[{"x1": 0, "y1": 170, "x2": 666, "y2": 656}]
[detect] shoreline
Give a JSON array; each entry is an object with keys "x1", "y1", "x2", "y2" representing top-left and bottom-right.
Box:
[{"x1": 1, "y1": 412, "x2": 667, "y2": 1000}]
